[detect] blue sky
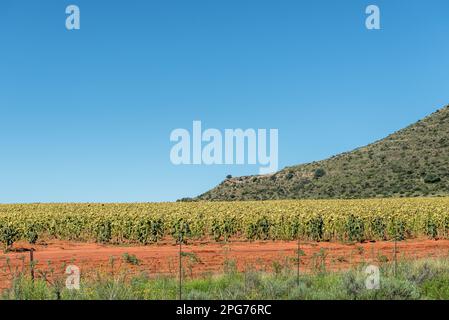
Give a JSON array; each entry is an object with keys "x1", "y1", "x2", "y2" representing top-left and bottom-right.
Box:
[{"x1": 1, "y1": 0, "x2": 449, "y2": 203}]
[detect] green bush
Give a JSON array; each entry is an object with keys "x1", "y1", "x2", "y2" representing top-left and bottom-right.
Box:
[
  {"x1": 246, "y1": 217, "x2": 271, "y2": 240},
  {"x1": 314, "y1": 168, "x2": 326, "y2": 179},
  {"x1": 134, "y1": 218, "x2": 164, "y2": 244},
  {"x1": 171, "y1": 219, "x2": 191, "y2": 244},
  {"x1": 94, "y1": 220, "x2": 112, "y2": 243},
  {"x1": 425, "y1": 215, "x2": 438, "y2": 239},
  {"x1": 424, "y1": 174, "x2": 441, "y2": 184},
  {"x1": 370, "y1": 216, "x2": 387, "y2": 240},
  {"x1": 345, "y1": 214, "x2": 365, "y2": 242},
  {"x1": 0, "y1": 224, "x2": 20, "y2": 251},
  {"x1": 306, "y1": 215, "x2": 324, "y2": 241}
]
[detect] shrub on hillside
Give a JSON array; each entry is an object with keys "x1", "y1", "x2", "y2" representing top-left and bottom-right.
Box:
[{"x1": 314, "y1": 168, "x2": 326, "y2": 179}]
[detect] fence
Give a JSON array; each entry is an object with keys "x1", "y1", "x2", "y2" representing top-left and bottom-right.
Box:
[{"x1": 1, "y1": 236, "x2": 449, "y2": 299}]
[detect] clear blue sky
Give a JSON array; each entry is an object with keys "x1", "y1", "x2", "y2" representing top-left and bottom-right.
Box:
[{"x1": 1, "y1": 0, "x2": 449, "y2": 203}]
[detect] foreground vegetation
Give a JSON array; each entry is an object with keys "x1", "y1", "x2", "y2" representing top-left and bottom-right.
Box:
[
  {"x1": 2, "y1": 257, "x2": 449, "y2": 300},
  {"x1": 1, "y1": 198, "x2": 449, "y2": 248}
]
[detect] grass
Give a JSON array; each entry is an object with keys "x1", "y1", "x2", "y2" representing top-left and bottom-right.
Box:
[
  {"x1": 2, "y1": 257, "x2": 449, "y2": 300},
  {"x1": 122, "y1": 253, "x2": 140, "y2": 266}
]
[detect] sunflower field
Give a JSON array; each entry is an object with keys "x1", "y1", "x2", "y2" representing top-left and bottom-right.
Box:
[{"x1": 1, "y1": 198, "x2": 449, "y2": 247}]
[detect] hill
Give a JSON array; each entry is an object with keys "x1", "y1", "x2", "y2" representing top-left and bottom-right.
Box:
[{"x1": 196, "y1": 104, "x2": 449, "y2": 201}]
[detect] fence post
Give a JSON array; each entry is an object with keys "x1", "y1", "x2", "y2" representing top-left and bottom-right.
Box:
[
  {"x1": 393, "y1": 235, "x2": 397, "y2": 277},
  {"x1": 178, "y1": 234, "x2": 182, "y2": 300},
  {"x1": 30, "y1": 248, "x2": 35, "y2": 282},
  {"x1": 297, "y1": 237, "x2": 300, "y2": 286}
]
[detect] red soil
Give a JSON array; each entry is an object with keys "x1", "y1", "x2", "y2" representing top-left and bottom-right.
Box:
[{"x1": 1, "y1": 238, "x2": 449, "y2": 289}]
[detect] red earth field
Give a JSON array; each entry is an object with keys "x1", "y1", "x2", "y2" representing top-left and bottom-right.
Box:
[{"x1": 1, "y1": 238, "x2": 449, "y2": 289}]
